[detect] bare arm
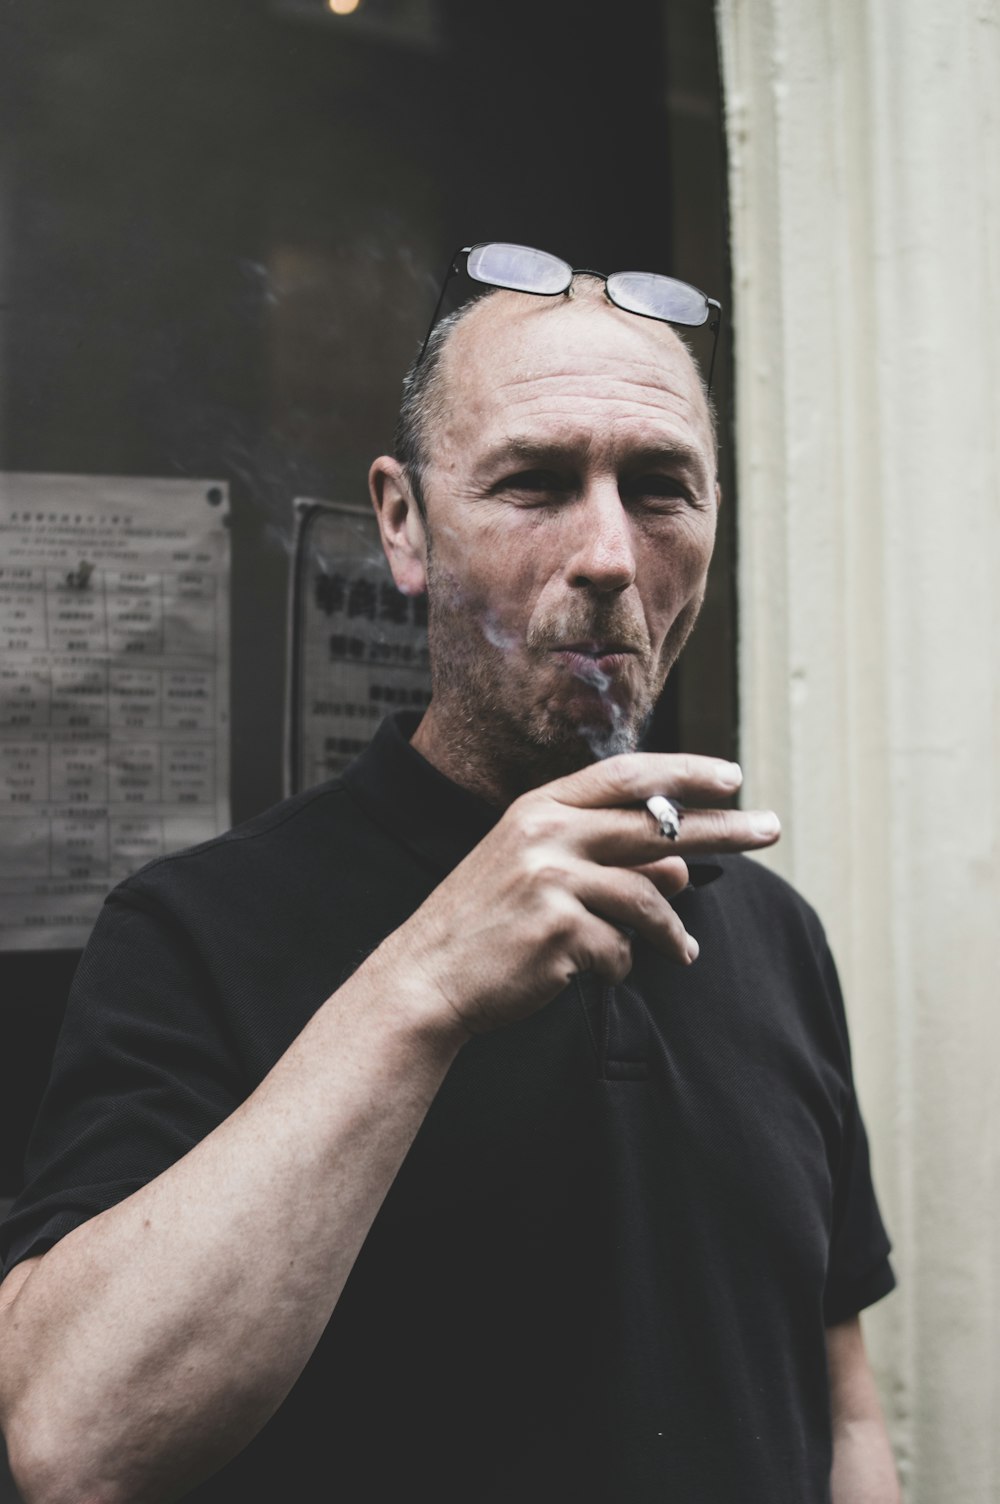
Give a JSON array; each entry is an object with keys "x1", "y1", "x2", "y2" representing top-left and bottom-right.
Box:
[
  {"x1": 827, "y1": 1316, "x2": 901, "y2": 1504},
  {"x1": 0, "y1": 950, "x2": 465, "y2": 1504},
  {"x1": 0, "y1": 752, "x2": 776, "y2": 1504}
]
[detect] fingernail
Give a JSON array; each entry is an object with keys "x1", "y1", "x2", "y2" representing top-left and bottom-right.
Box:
[
  {"x1": 719, "y1": 762, "x2": 742, "y2": 788},
  {"x1": 750, "y1": 811, "x2": 781, "y2": 838},
  {"x1": 686, "y1": 935, "x2": 700, "y2": 963}
]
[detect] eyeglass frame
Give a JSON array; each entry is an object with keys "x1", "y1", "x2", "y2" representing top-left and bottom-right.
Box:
[{"x1": 417, "y1": 242, "x2": 723, "y2": 391}]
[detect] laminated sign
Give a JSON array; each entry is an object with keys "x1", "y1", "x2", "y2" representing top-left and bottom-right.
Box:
[
  {"x1": 0, "y1": 474, "x2": 231, "y2": 951},
  {"x1": 286, "y1": 500, "x2": 431, "y2": 795}
]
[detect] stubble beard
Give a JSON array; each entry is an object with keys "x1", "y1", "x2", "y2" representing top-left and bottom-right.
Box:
[{"x1": 421, "y1": 548, "x2": 706, "y2": 798}]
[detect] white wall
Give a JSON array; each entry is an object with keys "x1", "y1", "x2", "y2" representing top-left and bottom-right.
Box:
[{"x1": 716, "y1": 2, "x2": 1000, "y2": 1499}]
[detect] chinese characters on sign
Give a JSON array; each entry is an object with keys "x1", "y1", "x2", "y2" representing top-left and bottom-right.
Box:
[
  {"x1": 0, "y1": 474, "x2": 231, "y2": 950},
  {"x1": 286, "y1": 501, "x2": 431, "y2": 792}
]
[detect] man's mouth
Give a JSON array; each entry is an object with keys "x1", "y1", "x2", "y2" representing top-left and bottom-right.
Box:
[{"x1": 551, "y1": 643, "x2": 637, "y2": 681}]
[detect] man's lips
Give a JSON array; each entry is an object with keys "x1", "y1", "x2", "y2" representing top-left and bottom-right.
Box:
[{"x1": 550, "y1": 643, "x2": 638, "y2": 680}]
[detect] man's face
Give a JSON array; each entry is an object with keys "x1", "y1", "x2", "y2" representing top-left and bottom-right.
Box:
[{"x1": 406, "y1": 288, "x2": 718, "y2": 781}]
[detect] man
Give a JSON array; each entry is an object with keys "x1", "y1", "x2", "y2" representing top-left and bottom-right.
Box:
[{"x1": 0, "y1": 252, "x2": 899, "y2": 1503}]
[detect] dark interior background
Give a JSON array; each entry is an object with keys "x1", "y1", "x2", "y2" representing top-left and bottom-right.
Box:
[{"x1": 0, "y1": 0, "x2": 733, "y2": 1202}]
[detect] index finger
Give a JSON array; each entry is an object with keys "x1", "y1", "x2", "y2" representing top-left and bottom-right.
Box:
[{"x1": 543, "y1": 752, "x2": 743, "y2": 810}]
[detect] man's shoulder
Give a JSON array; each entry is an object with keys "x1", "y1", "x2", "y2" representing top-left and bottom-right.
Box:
[
  {"x1": 113, "y1": 777, "x2": 364, "y2": 912},
  {"x1": 703, "y1": 852, "x2": 828, "y2": 948},
  {"x1": 713, "y1": 849, "x2": 815, "y2": 904}
]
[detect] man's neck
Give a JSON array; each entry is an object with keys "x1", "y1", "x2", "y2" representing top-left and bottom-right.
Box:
[
  {"x1": 408, "y1": 702, "x2": 593, "y2": 809},
  {"x1": 409, "y1": 706, "x2": 511, "y2": 807}
]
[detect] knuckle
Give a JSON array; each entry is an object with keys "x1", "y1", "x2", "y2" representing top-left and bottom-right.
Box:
[
  {"x1": 539, "y1": 887, "x2": 578, "y2": 941},
  {"x1": 667, "y1": 752, "x2": 699, "y2": 789},
  {"x1": 611, "y1": 931, "x2": 634, "y2": 978},
  {"x1": 528, "y1": 861, "x2": 573, "y2": 897},
  {"x1": 606, "y1": 756, "x2": 637, "y2": 797},
  {"x1": 594, "y1": 950, "x2": 625, "y2": 983},
  {"x1": 631, "y1": 879, "x2": 660, "y2": 925},
  {"x1": 515, "y1": 801, "x2": 566, "y2": 847},
  {"x1": 701, "y1": 808, "x2": 730, "y2": 840},
  {"x1": 583, "y1": 922, "x2": 632, "y2": 982},
  {"x1": 590, "y1": 754, "x2": 637, "y2": 802}
]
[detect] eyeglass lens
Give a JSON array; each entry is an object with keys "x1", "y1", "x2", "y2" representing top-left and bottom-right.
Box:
[
  {"x1": 606, "y1": 270, "x2": 710, "y2": 328},
  {"x1": 466, "y1": 243, "x2": 572, "y2": 296}
]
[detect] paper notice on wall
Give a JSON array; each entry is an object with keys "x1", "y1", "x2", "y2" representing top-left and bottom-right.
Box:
[
  {"x1": 286, "y1": 500, "x2": 431, "y2": 795},
  {"x1": 0, "y1": 474, "x2": 231, "y2": 951}
]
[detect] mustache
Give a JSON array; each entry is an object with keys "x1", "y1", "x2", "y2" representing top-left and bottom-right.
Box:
[{"x1": 524, "y1": 604, "x2": 650, "y2": 656}]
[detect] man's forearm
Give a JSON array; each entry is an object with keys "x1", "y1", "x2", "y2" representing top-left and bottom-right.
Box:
[
  {"x1": 0, "y1": 947, "x2": 465, "y2": 1504},
  {"x1": 826, "y1": 1317, "x2": 901, "y2": 1504},
  {"x1": 831, "y1": 1417, "x2": 902, "y2": 1503}
]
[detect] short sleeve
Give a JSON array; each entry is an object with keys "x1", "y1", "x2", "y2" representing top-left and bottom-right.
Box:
[
  {"x1": 0, "y1": 889, "x2": 246, "y2": 1276},
  {"x1": 817, "y1": 939, "x2": 896, "y2": 1324}
]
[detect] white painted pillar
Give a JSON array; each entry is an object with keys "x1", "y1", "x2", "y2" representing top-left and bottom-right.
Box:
[
  {"x1": 716, "y1": 2, "x2": 1000, "y2": 1499},
  {"x1": 0, "y1": 144, "x2": 10, "y2": 462}
]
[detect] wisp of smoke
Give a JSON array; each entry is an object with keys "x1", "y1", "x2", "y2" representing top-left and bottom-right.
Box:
[
  {"x1": 570, "y1": 654, "x2": 635, "y2": 761},
  {"x1": 480, "y1": 609, "x2": 521, "y2": 653}
]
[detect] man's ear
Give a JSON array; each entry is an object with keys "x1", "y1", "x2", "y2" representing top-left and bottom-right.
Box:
[{"x1": 368, "y1": 456, "x2": 428, "y2": 597}]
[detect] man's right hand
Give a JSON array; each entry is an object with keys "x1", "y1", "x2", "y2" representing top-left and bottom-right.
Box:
[{"x1": 383, "y1": 752, "x2": 781, "y2": 1038}]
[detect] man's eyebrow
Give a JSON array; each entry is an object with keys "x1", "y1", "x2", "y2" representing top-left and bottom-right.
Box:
[
  {"x1": 476, "y1": 437, "x2": 708, "y2": 474},
  {"x1": 622, "y1": 442, "x2": 709, "y2": 478},
  {"x1": 476, "y1": 438, "x2": 574, "y2": 470}
]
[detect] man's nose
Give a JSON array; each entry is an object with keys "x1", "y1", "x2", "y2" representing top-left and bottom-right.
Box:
[{"x1": 566, "y1": 483, "x2": 637, "y2": 593}]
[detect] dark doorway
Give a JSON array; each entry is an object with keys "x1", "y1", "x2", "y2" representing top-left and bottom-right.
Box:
[{"x1": 0, "y1": 0, "x2": 734, "y2": 1201}]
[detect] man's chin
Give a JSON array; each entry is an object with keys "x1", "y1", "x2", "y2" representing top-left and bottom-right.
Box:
[
  {"x1": 574, "y1": 720, "x2": 639, "y2": 761},
  {"x1": 526, "y1": 702, "x2": 648, "y2": 770}
]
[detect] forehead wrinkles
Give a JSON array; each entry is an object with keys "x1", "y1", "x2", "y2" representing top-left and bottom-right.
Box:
[
  {"x1": 442, "y1": 358, "x2": 711, "y2": 461},
  {"x1": 432, "y1": 298, "x2": 712, "y2": 454},
  {"x1": 491, "y1": 364, "x2": 699, "y2": 420}
]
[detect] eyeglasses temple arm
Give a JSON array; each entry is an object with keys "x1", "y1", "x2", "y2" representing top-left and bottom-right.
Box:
[
  {"x1": 706, "y1": 298, "x2": 723, "y2": 394},
  {"x1": 417, "y1": 249, "x2": 466, "y2": 364}
]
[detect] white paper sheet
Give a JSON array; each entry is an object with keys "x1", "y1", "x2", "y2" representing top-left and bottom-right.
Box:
[
  {"x1": 0, "y1": 474, "x2": 231, "y2": 950},
  {"x1": 285, "y1": 500, "x2": 430, "y2": 795}
]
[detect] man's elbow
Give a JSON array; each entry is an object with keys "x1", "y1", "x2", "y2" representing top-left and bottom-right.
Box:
[
  {"x1": 0, "y1": 1292, "x2": 121, "y2": 1504},
  {"x1": 4, "y1": 1403, "x2": 121, "y2": 1504}
]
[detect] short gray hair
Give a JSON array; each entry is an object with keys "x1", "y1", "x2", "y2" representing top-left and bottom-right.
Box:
[{"x1": 393, "y1": 296, "x2": 491, "y2": 517}]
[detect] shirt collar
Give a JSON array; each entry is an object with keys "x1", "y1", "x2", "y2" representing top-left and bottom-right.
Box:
[{"x1": 342, "y1": 711, "x2": 500, "y2": 875}]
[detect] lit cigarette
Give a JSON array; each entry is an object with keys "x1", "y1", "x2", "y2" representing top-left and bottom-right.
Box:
[{"x1": 646, "y1": 794, "x2": 682, "y2": 840}]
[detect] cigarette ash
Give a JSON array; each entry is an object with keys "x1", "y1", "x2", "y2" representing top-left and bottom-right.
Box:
[{"x1": 646, "y1": 793, "x2": 682, "y2": 839}]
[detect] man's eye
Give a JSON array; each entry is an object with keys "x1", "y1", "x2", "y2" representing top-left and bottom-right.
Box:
[
  {"x1": 498, "y1": 470, "x2": 571, "y2": 500},
  {"x1": 623, "y1": 476, "x2": 693, "y2": 507}
]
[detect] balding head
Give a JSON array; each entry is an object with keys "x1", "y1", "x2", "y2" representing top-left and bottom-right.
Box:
[{"x1": 394, "y1": 274, "x2": 717, "y2": 518}]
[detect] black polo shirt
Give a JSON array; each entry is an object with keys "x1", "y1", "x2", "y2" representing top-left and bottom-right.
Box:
[{"x1": 1, "y1": 713, "x2": 894, "y2": 1502}]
